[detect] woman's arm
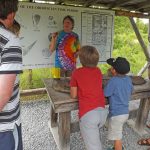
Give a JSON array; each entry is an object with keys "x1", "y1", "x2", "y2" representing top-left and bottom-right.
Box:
[{"x1": 49, "y1": 32, "x2": 58, "y2": 53}]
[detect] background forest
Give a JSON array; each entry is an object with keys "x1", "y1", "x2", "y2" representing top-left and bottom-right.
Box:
[{"x1": 20, "y1": 16, "x2": 149, "y2": 91}]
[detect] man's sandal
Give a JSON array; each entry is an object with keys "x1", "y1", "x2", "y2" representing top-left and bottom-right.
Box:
[{"x1": 137, "y1": 138, "x2": 150, "y2": 146}]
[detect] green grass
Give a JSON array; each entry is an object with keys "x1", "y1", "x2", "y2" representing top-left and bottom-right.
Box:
[
  {"x1": 20, "y1": 68, "x2": 51, "y2": 90},
  {"x1": 20, "y1": 68, "x2": 52, "y2": 101}
]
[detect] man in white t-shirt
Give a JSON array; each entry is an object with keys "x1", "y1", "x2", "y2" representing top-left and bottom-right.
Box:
[{"x1": 0, "y1": 0, "x2": 23, "y2": 149}]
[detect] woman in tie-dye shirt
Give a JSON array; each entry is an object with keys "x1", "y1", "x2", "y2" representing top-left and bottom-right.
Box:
[{"x1": 49, "y1": 15, "x2": 80, "y2": 77}]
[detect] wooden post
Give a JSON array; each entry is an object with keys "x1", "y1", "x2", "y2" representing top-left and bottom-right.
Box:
[
  {"x1": 148, "y1": 19, "x2": 150, "y2": 79},
  {"x1": 58, "y1": 112, "x2": 71, "y2": 150},
  {"x1": 138, "y1": 62, "x2": 149, "y2": 76},
  {"x1": 135, "y1": 98, "x2": 150, "y2": 132},
  {"x1": 130, "y1": 18, "x2": 150, "y2": 133},
  {"x1": 148, "y1": 64, "x2": 150, "y2": 79},
  {"x1": 28, "y1": 69, "x2": 33, "y2": 88},
  {"x1": 50, "y1": 105, "x2": 58, "y2": 128},
  {"x1": 129, "y1": 17, "x2": 150, "y2": 61}
]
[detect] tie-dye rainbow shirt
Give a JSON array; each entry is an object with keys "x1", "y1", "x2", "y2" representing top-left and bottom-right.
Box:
[{"x1": 55, "y1": 30, "x2": 80, "y2": 70}]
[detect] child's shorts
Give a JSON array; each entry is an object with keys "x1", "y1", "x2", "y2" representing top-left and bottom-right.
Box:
[{"x1": 108, "y1": 114, "x2": 129, "y2": 140}]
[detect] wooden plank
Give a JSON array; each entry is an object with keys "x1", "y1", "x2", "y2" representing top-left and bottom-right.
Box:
[
  {"x1": 20, "y1": 88, "x2": 47, "y2": 96},
  {"x1": 138, "y1": 62, "x2": 149, "y2": 76},
  {"x1": 43, "y1": 78, "x2": 150, "y2": 112},
  {"x1": 132, "y1": 91, "x2": 150, "y2": 100},
  {"x1": 132, "y1": 81, "x2": 150, "y2": 93},
  {"x1": 134, "y1": 2, "x2": 150, "y2": 11},
  {"x1": 43, "y1": 78, "x2": 78, "y2": 113},
  {"x1": 58, "y1": 112, "x2": 71, "y2": 150},
  {"x1": 28, "y1": 69, "x2": 33, "y2": 88},
  {"x1": 43, "y1": 79, "x2": 77, "y2": 103},
  {"x1": 135, "y1": 98, "x2": 150, "y2": 132},
  {"x1": 116, "y1": 10, "x2": 149, "y2": 18},
  {"x1": 50, "y1": 105, "x2": 58, "y2": 128},
  {"x1": 108, "y1": 0, "x2": 132, "y2": 8},
  {"x1": 129, "y1": 17, "x2": 150, "y2": 61},
  {"x1": 55, "y1": 102, "x2": 78, "y2": 113}
]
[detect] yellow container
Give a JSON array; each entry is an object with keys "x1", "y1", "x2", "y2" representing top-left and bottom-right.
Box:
[{"x1": 51, "y1": 67, "x2": 60, "y2": 78}]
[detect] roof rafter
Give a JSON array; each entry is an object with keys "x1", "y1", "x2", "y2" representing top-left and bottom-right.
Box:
[
  {"x1": 108, "y1": 0, "x2": 133, "y2": 8},
  {"x1": 31, "y1": 0, "x2": 150, "y2": 18}
]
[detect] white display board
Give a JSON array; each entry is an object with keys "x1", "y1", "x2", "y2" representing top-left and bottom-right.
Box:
[{"x1": 16, "y1": 2, "x2": 114, "y2": 69}]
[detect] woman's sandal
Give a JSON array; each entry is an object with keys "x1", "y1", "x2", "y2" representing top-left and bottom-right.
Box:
[{"x1": 137, "y1": 138, "x2": 150, "y2": 146}]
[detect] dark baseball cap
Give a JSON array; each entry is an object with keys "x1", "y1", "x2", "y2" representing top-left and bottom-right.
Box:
[{"x1": 107, "y1": 57, "x2": 130, "y2": 74}]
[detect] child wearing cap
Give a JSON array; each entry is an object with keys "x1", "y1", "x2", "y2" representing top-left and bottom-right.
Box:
[
  {"x1": 104, "y1": 57, "x2": 133, "y2": 150},
  {"x1": 70, "y1": 45, "x2": 108, "y2": 150}
]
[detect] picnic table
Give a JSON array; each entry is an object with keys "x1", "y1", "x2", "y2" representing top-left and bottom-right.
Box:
[{"x1": 43, "y1": 78, "x2": 150, "y2": 150}]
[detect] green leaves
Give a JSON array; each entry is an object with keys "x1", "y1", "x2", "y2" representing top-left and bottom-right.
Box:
[{"x1": 101, "y1": 16, "x2": 148, "y2": 76}]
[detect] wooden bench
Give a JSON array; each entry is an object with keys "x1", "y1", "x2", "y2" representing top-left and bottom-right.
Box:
[{"x1": 43, "y1": 78, "x2": 150, "y2": 150}]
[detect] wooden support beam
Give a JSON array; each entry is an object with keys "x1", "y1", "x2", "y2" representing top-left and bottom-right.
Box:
[
  {"x1": 134, "y1": 1, "x2": 150, "y2": 10},
  {"x1": 50, "y1": 105, "x2": 58, "y2": 128},
  {"x1": 135, "y1": 98, "x2": 150, "y2": 132},
  {"x1": 55, "y1": 0, "x2": 64, "y2": 5},
  {"x1": 129, "y1": 17, "x2": 150, "y2": 61},
  {"x1": 84, "y1": 0, "x2": 94, "y2": 7},
  {"x1": 108, "y1": 0, "x2": 132, "y2": 8},
  {"x1": 138, "y1": 62, "x2": 150, "y2": 76},
  {"x1": 58, "y1": 112, "x2": 71, "y2": 150},
  {"x1": 148, "y1": 18, "x2": 150, "y2": 79},
  {"x1": 148, "y1": 64, "x2": 150, "y2": 79},
  {"x1": 116, "y1": 10, "x2": 150, "y2": 18},
  {"x1": 20, "y1": 88, "x2": 47, "y2": 96}
]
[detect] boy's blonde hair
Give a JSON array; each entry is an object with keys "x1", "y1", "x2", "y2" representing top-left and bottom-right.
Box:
[{"x1": 79, "y1": 45, "x2": 99, "y2": 67}]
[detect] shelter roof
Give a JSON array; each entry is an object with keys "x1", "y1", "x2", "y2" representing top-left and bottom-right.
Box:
[{"x1": 33, "y1": 0, "x2": 150, "y2": 18}]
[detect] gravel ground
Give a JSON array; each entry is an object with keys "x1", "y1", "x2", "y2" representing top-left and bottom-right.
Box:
[{"x1": 21, "y1": 100, "x2": 150, "y2": 150}]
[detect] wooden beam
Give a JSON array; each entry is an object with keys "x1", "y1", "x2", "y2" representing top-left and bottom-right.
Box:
[
  {"x1": 135, "y1": 98, "x2": 150, "y2": 132},
  {"x1": 20, "y1": 88, "x2": 47, "y2": 96},
  {"x1": 116, "y1": 10, "x2": 150, "y2": 18},
  {"x1": 129, "y1": 17, "x2": 150, "y2": 61},
  {"x1": 50, "y1": 105, "x2": 58, "y2": 128},
  {"x1": 55, "y1": 0, "x2": 64, "y2": 5},
  {"x1": 58, "y1": 112, "x2": 71, "y2": 150},
  {"x1": 138, "y1": 62, "x2": 150, "y2": 76},
  {"x1": 108, "y1": 0, "x2": 133, "y2": 8},
  {"x1": 134, "y1": 1, "x2": 150, "y2": 10},
  {"x1": 83, "y1": 0, "x2": 94, "y2": 7},
  {"x1": 148, "y1": 18, "x2": 150, "y2": 42},
  {"x1": 148, "y1": 18, "x2": 150, "y2": 79},
  {"x1": 148, "y1": 64, "x2": 150, "y2": 79}
]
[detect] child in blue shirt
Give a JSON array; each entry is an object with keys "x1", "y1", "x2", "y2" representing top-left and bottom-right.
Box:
[{"x1": 104, "y1": 57, "x2": 133, "y2": 150}]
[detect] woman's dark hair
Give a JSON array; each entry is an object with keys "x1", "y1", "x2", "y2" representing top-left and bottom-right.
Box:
[
  {"x1": 0, "y1": 0, "x2": 18, "y2": 20},
  {"x1": 63, "y1": 15, "x2": 74, "y2": 29}
]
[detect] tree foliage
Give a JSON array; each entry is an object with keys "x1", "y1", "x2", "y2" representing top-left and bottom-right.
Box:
[{"x1": 101, "y1": 16, "x2": 148, "y2": 76}]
